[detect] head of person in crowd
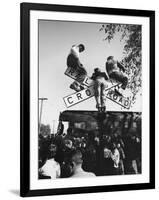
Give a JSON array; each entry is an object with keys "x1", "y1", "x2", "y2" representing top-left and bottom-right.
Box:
[
  {"x1": 111, "y1": 142, "x2": 117, "y2": 151},
  {"x1": 74, "y1": 137, "x2": 82, "y2": 148},
  {"x1": 69, "y1": 148, "x2": 96, "y2": 178},
  {"x1": 87, "y1": 144, "x2": 96, "y2": 155},
  {"x1": 67, "y1": 149, "x2": 83, "y2": 175},
  {"x1": 117, "y1": 143, "x2": 121, "y2": 149},
  {"x1": 103, "y1": 147, "x2": 111, "y2": 159},
  {"x1": 131, "y1": 135, "x2": 136, "y2": 140},
  {"x1": 81, "y1": 141, "x2": 86, "y2": 149},
  {"x1": 70, "y1": 149, "x2": 83, "y2": 166},
  {"x1": 114, "y1": 132, "x2": 119, "y2": 138},
  {"x1": 94, "y1": 136, "x2": 100, "y2": 145},
  {"x1": 78, "y1": 44, "x2": 85, "y2": 52},
  {"x1": 136, "y1": 137, "x2": 140, "y2": 143},
  {"x1": 48, "y1": 143, "x2": 57, "y2": 159},
  {"x1": 106, "y1": 135, "x2": 111, "y2": 143},
  {"x1": 64, "y1": 139, "x2": 73, "y2": 149}
]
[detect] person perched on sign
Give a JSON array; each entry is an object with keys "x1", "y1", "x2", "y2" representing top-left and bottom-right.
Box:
[
  {"x1": 105, "y1": 56, "x2": 128, "y2": 95},
  {"x1": 67, "y1": 44, "x2": 87, "y2": 91},
  {"x1": 91, "y1": 68, "x2": 108, "y2": 112}
]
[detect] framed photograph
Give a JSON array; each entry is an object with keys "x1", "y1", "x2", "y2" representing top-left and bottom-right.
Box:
[{"x1": 20, "y1": 3, "x2": 155, "y2": 197}]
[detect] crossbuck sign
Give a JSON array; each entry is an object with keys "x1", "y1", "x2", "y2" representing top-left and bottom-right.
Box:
[{"x1": 63, "y1": 67, "x2": 131, "y2": 109}]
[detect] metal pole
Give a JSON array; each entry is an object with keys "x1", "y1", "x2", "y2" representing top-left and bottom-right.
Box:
[
  {"x1": 52, "y1": 120, "x2": 55, "y2": 134},
  {"x1": 96, "y1": 111, "x2": 106, "y2": 176},
  {"x1": 38, "y1": 98, "x2": 48, "y2": 133}
]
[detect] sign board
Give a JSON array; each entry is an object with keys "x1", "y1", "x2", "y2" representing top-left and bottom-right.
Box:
[
  {"x1": 63, "y1": 86, "x2": 94, "y2": 108},
  {"x1": 106, "y1": 87, "x2": 131, "y2": 109},
  {"x1": 65, "y1": 67, "x2": 94, "y2": 86},
  {"x1": 64, "y1": 67, "x2": 132, "y2": 109},
  {"x1": 63, "y1": 83, "x2": 124, "y2": 108}
]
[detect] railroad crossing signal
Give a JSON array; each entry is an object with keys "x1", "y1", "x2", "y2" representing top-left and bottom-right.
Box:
[{"x1": 63, "y1": 67, "x2": 131, "y2": 109}]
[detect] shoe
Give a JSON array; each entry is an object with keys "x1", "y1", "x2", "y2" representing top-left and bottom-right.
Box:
[
  {"x1": 80, "y1": 85, "x2": 85, "y2": 90},
  {"x1": 96, "y1": 104, "x2": 102, "y2": 112},
  {"x1": 98, "y1": 107, "x2": 102, "y2": 112},
  {"x1": 101, "y1": 106, "x2": 106, "y2": 112},
  {"x1": 70, "y1": 82, "x2": 81, "y2": 92},
  {"x1": 121, "y1": 85, "x2": 126, "y2": 90}
]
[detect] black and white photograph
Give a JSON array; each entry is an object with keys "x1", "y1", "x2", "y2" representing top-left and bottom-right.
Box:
[
  {"x1": 38, "y1": 20, "x2": 142, "y2": 179},
  {"x1": 20, "y1": 3, "x2": 155, "y2": 197}
]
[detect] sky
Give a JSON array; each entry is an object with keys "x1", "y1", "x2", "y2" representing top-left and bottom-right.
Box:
[{"x1": 39, "y1": 20, "x2": 142, "y2": 131}]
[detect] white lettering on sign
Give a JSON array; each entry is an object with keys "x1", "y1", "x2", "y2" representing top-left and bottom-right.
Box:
[
  {"x1": 63, "y1": 82, "x2": 122, "y2": 108},
  {"x1": 64, "y1": 67, "x2": 132, "y2": 109},
  {"x1": 63, "y1": 86, "x2": 95, "y2": 108},
  {"x1": 82, "y1": 76, "x2": 94, "y2": 87}
]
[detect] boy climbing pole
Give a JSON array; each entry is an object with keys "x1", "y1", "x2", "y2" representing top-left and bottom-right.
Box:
[{"x1": 91, "y1": 68, "x2": 108, "y2": 112}]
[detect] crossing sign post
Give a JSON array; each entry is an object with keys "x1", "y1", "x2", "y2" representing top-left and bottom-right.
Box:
[{"x1": 64, "y1": 67, "x2": 132, "y2": 109}]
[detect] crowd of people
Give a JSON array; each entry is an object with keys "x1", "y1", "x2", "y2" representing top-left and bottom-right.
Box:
[{"x1": 38, "y1": 128, "x2": 141, "y2": 179}]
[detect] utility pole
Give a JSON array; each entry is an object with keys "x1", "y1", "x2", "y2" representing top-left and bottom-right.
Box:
[
  {"x1": 38, "y1": 97, "x2": 48, "y2": 133},
  {"x1": 96, "y1": 111, "x2": 106, "y2": 176},
  {"x1": 52, "y1": 120, "x2": 56, "y2": 134}
]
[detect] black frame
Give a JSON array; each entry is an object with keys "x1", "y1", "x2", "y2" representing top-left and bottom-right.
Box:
[{"x1": 20, "y1": 2, "x2": 155, "y2": 197}]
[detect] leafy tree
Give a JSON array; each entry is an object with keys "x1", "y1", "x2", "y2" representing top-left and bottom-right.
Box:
[{"x1": 100, "y1": 24, "x2": 142, "y2": 105}]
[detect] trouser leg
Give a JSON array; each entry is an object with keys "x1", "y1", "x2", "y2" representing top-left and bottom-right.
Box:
[
  {"x1": 78, "y1": 65, "x2": 87, "y2": 76},
  {"x1": 67, "y1": 54, "x2": 87, "y2": 82},
  {"x1": 101, "y1": 84, "x2": 106, "y2": 108},
  {"x1": 94, "y1": 81, "x2": 101, "y2": 108},
  {"x1": 70, "y1": 81, "x2": 81, "y2": 92},
  {"x1": 109, "y1": 71, "x2": 128, "y2": 89}
]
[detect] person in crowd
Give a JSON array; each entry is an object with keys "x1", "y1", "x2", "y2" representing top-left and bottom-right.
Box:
[
  {"x1": 38, "y1": 114, "x2": 142, "y2": 178},
  {"x1": 70, "y1": 149, "x2": 96, "y2": 178},
  {"x1": 65, "y1": 139, "x2": 73, "y2": 149},
  {"x1": 57, "y1": 120, "x2": 64, "y2": 135},
  {"x1": 105, "y1": 56, "x2": 128, "y2": 96},
  {"x1": 38, "y1": 134, "x2": 52, "y2": 167},
  {"x1": 123, "y1": 134, "x2": 138, "y2": 174},
  {"x1": 117, "y1": 143, "x2": 125, "y2": 175},
  {"x1": 102, "y1": 146, "x2": 114, "y2": 175},
  {"x1": 82, "y1": 144, "x2": 97, "y2": 174},
  {"x1": 60, "y1": 139, "x2": 74, "y2": 178},
  {"x1": 91, "y1": 68, "x2": 108, "y2": 112},
  {"x1": 130, "y1": 136, "x2": 139, "y2": 174},
  {"x1": 81, "y1": 140, "x2": 87, "y2": 149},
  {"x1": 111, "y1": 143, "x2": 120, "y2": 175},
  {"x1": 94, "y1": 135, "x2": 100, "y2": 146},
  {"x1": 39, "y1": 143, "x2": 61, "y2": 179},
  {"x1": 135, "y1": 137, "x2": 141, "y2": 173},
  {"x1": 67, "y1": 44, "x2": 87, "y2": 91}
]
